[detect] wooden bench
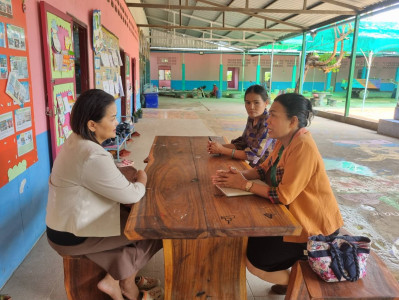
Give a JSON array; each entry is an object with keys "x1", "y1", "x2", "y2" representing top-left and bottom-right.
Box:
[
  {"x1": 286, "y1": 249, "x2": 399, "y2": 299},
  {"x1": 63, "y1": 256, "x2": 111, "y2": 300}
]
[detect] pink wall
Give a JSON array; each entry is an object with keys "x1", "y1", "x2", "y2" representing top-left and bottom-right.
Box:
[
  {"x1": 26, "y1": 0, "x2": 140, "y2": 135},
  {"x1": 184, "y1": 53, "x2": 220, "y2": 80},
  {"x1": 150, "y1": 52, "x2": 305, "y2": 82},
  {"x1": 150, "y1": 53, "x2": 182, "y2": 80},
  {"x1": 150, "y1": 52, "x2": 399, "y2": 89}
]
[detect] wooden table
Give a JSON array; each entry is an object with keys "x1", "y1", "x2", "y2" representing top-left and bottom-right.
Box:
[{"x1": 125, "y1": 136, "x2": 302, "y2": 300}]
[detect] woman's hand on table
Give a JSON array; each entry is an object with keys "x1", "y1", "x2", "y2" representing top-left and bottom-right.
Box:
[
  {"x1": 211, "y1": 166, "x2": 247, "y2": 190},
  {"x1": 136, "y1": 170, "x2": 147, "y2": 186},
  {"x1": 207, "y1": 140, "x2": 224, "y2": 155}
]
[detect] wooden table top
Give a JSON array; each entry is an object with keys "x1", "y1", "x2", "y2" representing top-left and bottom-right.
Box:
[{"x1": 125, "y1": 136, "x2": 302, "y2": 240}]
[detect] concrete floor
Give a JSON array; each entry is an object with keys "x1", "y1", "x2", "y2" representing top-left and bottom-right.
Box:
[{"x1": 1, "y1": 95, "x2": 399, "y2": 299}]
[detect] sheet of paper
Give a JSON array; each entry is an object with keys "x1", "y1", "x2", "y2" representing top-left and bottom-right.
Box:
[
  {"x1": 118, "y1": 75, "x2": 125, "y2": 97},
  {"x1": 109, "y1": 80, "x2": 115, "y2": 95},
  {"x1": 108, "y1": 53, "x2": 114, "y2": 67},
  {"x1": 100, "y1": 52, "x2": 110, "y2": 67},
  {"x1": 117, "y1": 50, "x2": 123, "y2": 66},
  {"x1": 102, "y1": 80, "x2": 110, "y2": 94},
  {"x1": 216, "y1": 179, "x2": 268, "y2": 197}
]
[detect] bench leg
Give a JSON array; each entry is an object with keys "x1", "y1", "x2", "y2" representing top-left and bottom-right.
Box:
[
  {"x1": 63, "y1": 256, "x2": 111, "y2": 300},
  {"x1": 163, "y1": 237, "x2": 247, "y2": 300},
  {"x1": 285, "y1": 261, "x2": 310, "y2": 300}
]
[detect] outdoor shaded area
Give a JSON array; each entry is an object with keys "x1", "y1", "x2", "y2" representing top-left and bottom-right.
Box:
[{"x1": 252, "y1": 7, "x2": 399, "y2": 122}]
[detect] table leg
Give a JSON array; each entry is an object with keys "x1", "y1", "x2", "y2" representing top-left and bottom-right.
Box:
[
  {"x1": 319, "y1": 94, "x2": 326, "y2": 105},
  {"x1": 163, "y1": 237, "x2": 247, "y2": 300}
]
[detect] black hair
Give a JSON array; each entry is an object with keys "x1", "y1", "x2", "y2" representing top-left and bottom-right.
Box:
[
  {"x1": 70, "y1": 89, "x2": 115, "y2": 143},
  {"x1": 244, "y1": 84, "x2": 269, "y2": 103},
  {"x1": 273, "y1": 93, "x2": 314, "y2": 128}
]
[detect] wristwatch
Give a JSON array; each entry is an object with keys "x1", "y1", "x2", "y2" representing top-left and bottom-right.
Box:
[{"x1": 245, "y1": 181, "x2": 254, "y2": 192}]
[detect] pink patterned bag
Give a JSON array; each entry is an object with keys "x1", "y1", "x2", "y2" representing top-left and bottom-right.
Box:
[{"x1": 307, "y1": 235, "x2": 371, "y2": 282}]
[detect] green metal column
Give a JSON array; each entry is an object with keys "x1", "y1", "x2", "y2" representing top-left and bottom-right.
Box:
[
  {"x1": 345, "y1": 15, "x2": 360, "y2": 117},
  {"x1": 291, "y1": 57, "x2": 297, "y2": 89},
  {"x1": 256, "y1": 55, "x2": 261, "y2": 84},
  {"x1": 326, "y1": 72, "x2": 332, "y2": 91},
  {"x1": 270, "y1": 43, "x2": 274, "y2": 93},
  {"x1": 242, "y1": 51, "x2": 246, "y2": 93},
  {"x1": 219, "y1": 53, "x2": 223, "y2": 92},
  {"x1": 298, "y1": 32, "x2": 307, "y2": 94},
  {"x1": 182, "y1": 53, "x2": 186, "y2": 90}
]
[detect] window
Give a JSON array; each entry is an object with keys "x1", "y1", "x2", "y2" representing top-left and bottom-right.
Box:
[
  {"x1": 227, "y1": 70, "x2": 232, "y2": 81},
  {"x1": 158, "y1": 69, "x2": 171, "y2": 80},
  {"x1": 158, "y1": 69, "x2": 165, "y2": 80}
]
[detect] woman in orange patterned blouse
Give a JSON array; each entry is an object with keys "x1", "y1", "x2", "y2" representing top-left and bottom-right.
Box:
[{"x1": 211, "y1": 93, "x2": 343, "y2": 295}]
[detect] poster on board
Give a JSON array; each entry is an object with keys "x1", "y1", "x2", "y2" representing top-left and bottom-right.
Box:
[
  {"x1": 0, "y1": 0, "x2": 12, "y2": 18},
  {"x1": 15, "y1": 107, "x2": 32, "y2": 132},
  {"x1": 0, "y1": 111, "x2": 14, "y2": 140},
  {"x1": 6, "y1": 24, "x2": 26, "y2": 50}
]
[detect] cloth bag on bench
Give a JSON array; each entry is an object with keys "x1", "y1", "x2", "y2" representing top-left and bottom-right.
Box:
[{"x1": 307, "y1": 235, "x2": 371, "y2": 282}]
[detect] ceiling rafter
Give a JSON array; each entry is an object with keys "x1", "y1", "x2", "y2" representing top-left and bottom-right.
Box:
[
  {"x1": 146, "y1": 16, "x2": 272, "y2": 47},
  {"x1": 196, "y1": 0, "x2": 307, "y2": 29},
  {"x1": 127, "y1": 3, "x2": 356, "y2": 15},
  {"x1": 160, "y1": 8, "x2": 276, "y2": 42},
  {"x1": 149, "y1": 31, "x2": 268, "y2": 45},
  {"x1": 137, "y1": 24, "x2": 303, "y2": 32},
  {"x1": 317, "y1": 0, "x2": 359, "y2": 11}
]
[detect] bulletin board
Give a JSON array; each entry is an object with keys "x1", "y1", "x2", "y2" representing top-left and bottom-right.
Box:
[
  {"x1": 39, "y1": 1, "x2": 76, "y2": 159},
  {"x1": 0, "y1": 0, "x2": 38, "y2": 188},
  {"x1": 52, "y1": 82, "x2": 75, "y2": 147},
  {"x1": 93, "y1": 11, "x2": 123, "y2": 99},
  {"x1": 45, "y1": 10, "x2": 74, "y2": 79}
]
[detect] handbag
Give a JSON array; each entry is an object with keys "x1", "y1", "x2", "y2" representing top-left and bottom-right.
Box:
[{"x1": 307, "y1": 234, "x2": 371, "y2": 282}]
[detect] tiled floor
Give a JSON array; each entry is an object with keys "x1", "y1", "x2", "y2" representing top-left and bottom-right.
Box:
[{"x1": 2, "y1": 95, "x2": 399, "y2": 299}]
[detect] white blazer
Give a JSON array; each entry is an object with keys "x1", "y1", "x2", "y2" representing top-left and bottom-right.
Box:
[{"x1": 46, "y1": 133, "x2": 145, "y2": 237}]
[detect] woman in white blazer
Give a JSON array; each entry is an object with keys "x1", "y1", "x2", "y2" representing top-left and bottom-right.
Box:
[{"x1": 46, "y1": 89, "x2": 162, "y2": 300}]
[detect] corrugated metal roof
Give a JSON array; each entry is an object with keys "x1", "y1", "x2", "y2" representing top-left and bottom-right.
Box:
[{"x1": 126, "y1": 0, "x2": 399, "y2": 51}]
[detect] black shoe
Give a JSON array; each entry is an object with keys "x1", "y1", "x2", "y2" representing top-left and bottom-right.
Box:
[{"x1": 271, "y1": 284, "x2": 288, "y2": 295}]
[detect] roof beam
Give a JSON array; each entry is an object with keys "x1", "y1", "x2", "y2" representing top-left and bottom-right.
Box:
[
  {"x1": 148, "y1": 34, "x2": 270, "y2": 44},
  {"x1": 318, "y1": 0, "x2": 359, "y2": 11},
  {"x1": 137, "y1": 24, "x2": 303, "y2": 32},
  {"x1": 146, "y1": 17, "x2": 272, "y2": 47},
  {"x1": 162, "y1": 9, "x2": 276, "y2": 41},
  {"x1": 126, "y1": 3, "x2": 356, "y2": 15},
  {"x1": 196, "y1": 0, "x2": 307, "y2": 29},
  {"x1": 147, "y1": 16, "x2": 247, "y2": 41}
]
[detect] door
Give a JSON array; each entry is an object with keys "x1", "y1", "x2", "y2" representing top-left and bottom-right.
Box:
[
  {"x1": 261, "y1": 68, "x2": 271, "y2": 91},
  {"x1": 227, "y1": 67, "x2": 238, "y2": 89},
  {"x1": 73, "y1": 21, "x2": 89, "y2": 96},
  {"x1": 158, "y1": 66, "x2": 171, "y2": 89},
  {"x1": 40, "y1": 1, "x2": 76, "y2": 160},
  {"x1": 119, "y1": 49, "x2": 127, "y2": 117}
]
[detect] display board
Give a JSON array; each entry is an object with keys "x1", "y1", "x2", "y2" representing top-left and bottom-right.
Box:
[
  {"x1": 0, "y1": 0, "x2": 38, "y2": 188},
  {"x1": 93, "y1": 10, "x2": 123, "y2": 99},
  {"x1": 39, "y1": 2, "x2": 76, "y2": 160}
]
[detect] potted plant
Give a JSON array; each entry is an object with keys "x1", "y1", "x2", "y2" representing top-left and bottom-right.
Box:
[
  {"x1": 136, "y1": 108, "x2": 143, "y2": 119},
  {"x1": 132, "y1": 112, "x2": 138, "y2": 123}
]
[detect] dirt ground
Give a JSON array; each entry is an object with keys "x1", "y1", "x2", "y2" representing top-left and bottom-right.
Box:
[{"x1": 150, "y1": 95, "x2": 399, "y2": 280}]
